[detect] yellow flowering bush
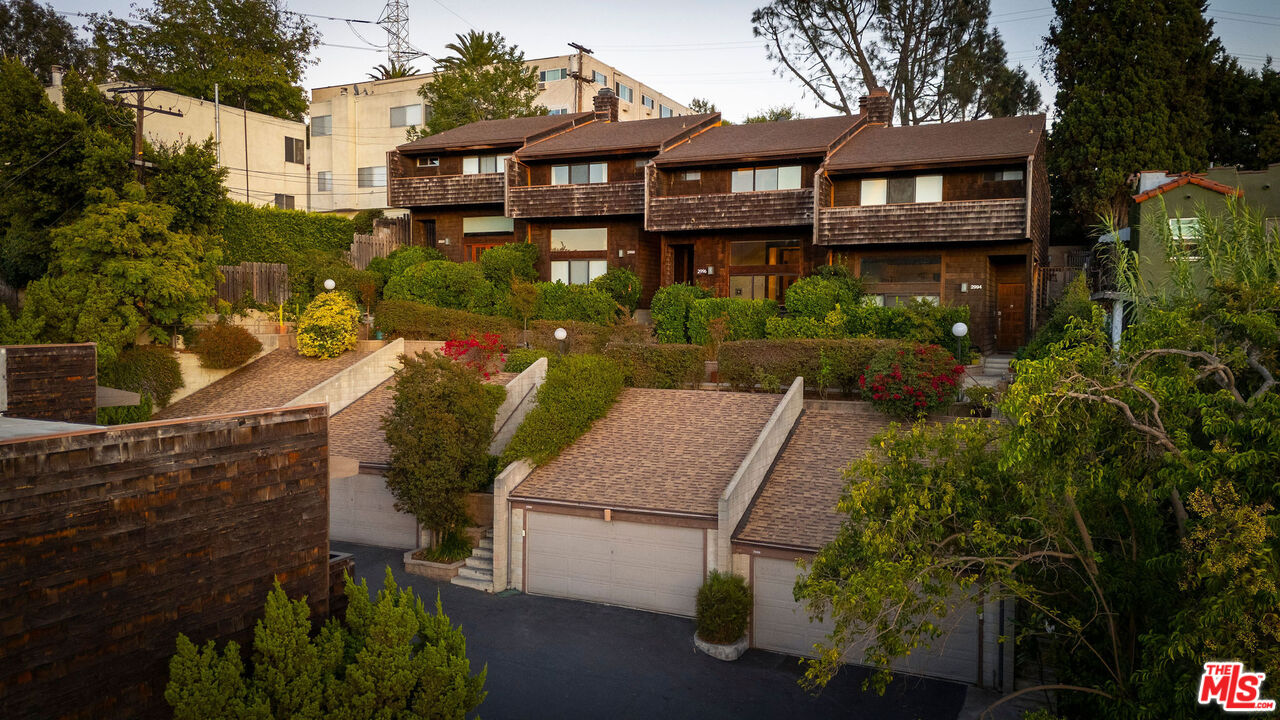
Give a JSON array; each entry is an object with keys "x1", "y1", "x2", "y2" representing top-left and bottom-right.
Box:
[{"x1": 296, "y1": 291, "x2": 358, "y2": 359}]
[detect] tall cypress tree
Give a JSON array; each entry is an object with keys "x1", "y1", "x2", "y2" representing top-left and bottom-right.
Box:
[{"x1": 1045, "y1": 0, "x2": 1219, "y2": 241}]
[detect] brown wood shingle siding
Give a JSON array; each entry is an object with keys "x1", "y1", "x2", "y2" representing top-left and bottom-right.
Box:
[
  {"x1": 508, "y1": 181, "x2": 645, "y2": 218},
  {"x1": 3, "y1": 344, "x2": 97, "y2": 424},
  {"x1": 815, "y1": 198, "x2": 1027, "y2": 246},
  {"x1": 388, "y1": 173, "x2": 505, "y2": 208},
  {"x1": 646, "y1": 189, "x2": 814, "y2": 232}
]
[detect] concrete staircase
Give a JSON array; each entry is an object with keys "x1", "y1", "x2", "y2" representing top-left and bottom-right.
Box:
[{"x1": 450, "y1": 528, "x2": 494, "y2": 592}]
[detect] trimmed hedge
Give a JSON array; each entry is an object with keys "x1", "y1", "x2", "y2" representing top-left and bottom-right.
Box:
[
  {"x1": 478, "y1": 243, "x2": 539, "y2": 288},
  {"x1": 717, "y1": 338, "x2": 907, "y2": 395},
  {"x1": 98, "y1": 344, "x2": 184, "y2": 408},
  {"x1": 384, "y1": 260, "x2": 499, "y2": 313},
  {"x1": 190, "y1": 322, "x2": 263, "y2": 369},
  {"x1": 504, "y1": 347, "x2": 552, "y2": 373},
  {"x1": 220, "y1": 202, "x2": 355, "y2": 265},
  {"x1": 687, "y1": 297, "x2": 779, "y2": 345},
  {"x1": 500, "y1": 354, "x2": 624, "y2": 467},
  {"x1": 650, "y1": 283, "x2": 710, "y2": 343},
  {"x1": 374, "y1": 300, "x2": 515, "y2": 340},
  {"x1": 532, "y1": 282, "x2": 617, "y2": 325},
  {"x1": 783, "y1": 271, "x2": 862, "y2": 321},
  {"x1": 847, "y1": 302, "x2": 970, "y2": 355},
  {"x1": 604, "y1": 342, "x2": 704, "y2": 389},
  {"x1": 366, "y1": 246, "x2": 448, "y2": 287}
]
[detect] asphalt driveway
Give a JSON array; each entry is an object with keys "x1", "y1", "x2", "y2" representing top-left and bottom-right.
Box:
[{"x1": 332, "y1": 542, "x2": 966, "y2": 720}]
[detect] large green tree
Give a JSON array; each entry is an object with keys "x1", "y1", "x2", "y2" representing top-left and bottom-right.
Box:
[
  {"x1": 1207, "y1": 56, "x2": 1280, "y2": 170},
  {"x1": 414, "y1": 31, "x2": 545, "y2": 137},
  {"x1": 166, "y1": 569, "x2": 486, "y2": 719},
  {"x1": 87, "y1": 0, "x2": 320, "y2": 121},
  {"x1": 796, "y1": 201, "x2": 1280, "y2": 718},
  {"x1": 0, "y1": 0, "x2": 89, "y2": 83},
  {"x1": 1045, "y1": 0, "x2": 1219, "y2": 241}
]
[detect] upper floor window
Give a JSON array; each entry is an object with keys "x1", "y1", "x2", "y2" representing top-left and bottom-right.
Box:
[
  {"x1": 463, "y1": 154, "x2": 509, "y2": 175},
  {"x1": 463, "y1": 216, "x2": 515, "y2": 235},
  {"x1": 548, "y1": 108, "x2": 568, "y2": 115},
  {"x1": 540, "y1": 68, "x2": 567, "y2": 82},
  {"x1": 983, "y1": 169, "x2": 1024, "y2": 182},
  {"x1": 284, "y1": 136, "x2": 304, "y2": 164},
  {"x1": 317, "y1": 171, "x2": 332, "y2": 192},
  {"x1": 592, "y1": 70, "x2": 608, "y2": 85},
  {"x1": 358, "y1": 166, "x2": 387, "y2": 188},
  {"x1": 731, "y1": 166, "x2": 801, "y2": 192},
  {"x1": 552, "y1": 162, "x2": 607, "y2": 185},
  {"x1": 390, "y1": 104, "x2": 423, "y2": 127},
  {"x1": 860, "y1": 175, "x2": 942, "y2": 205},
  {"x1": 659, "y1": 104, "x2": 673, "y2": 118},
  {"x1": 642, "y1": 95, "x2": 655, "y2": 110},
  {"x1": 416, "y1": 156, "x2": 439, "y2": 168},
  {"x1": 680, "y1": 171, "x2": 701, "y2": 181},
  {"x1": 311, "y1": 115, "x2": 332, "y2": 136},
  {"x1": 860, "y1": 256, "x2": 942, "y2": 284},
  {"x1": 616, "y1": 82, "x2": 634, "y2": 103},
  {"x1": 551, "y1": 227, "x2": 608, "y2": 252}
]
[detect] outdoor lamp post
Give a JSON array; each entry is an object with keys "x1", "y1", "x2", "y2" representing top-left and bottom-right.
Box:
[
  {"x1": 323, "y1": 278, "x2": 336, "y2": 291},
  {"x1": 553, "y1": 327, "x2": 567, "y2": 355},
  {"x1": 951, "y1": 321, "x2": 969, "y2": 401}
]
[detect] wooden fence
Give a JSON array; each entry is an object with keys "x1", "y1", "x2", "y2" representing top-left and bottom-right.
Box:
[
  {"x1": 346, "y1": 216, "x2": 409, "y2": 270},
  {"x1": 216, "y1": 262, "x2": 290, "y2": 305},
  {"x1": 0, "y1": 278, "x2": 21, "y2": 314}
]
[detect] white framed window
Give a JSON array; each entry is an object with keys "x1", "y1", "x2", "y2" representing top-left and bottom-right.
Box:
[
  {"x1": 551, "y1": 162, "x2": 607, "y2": 185},
  {"x1": 659, "y1": 104, "x2": 673, "y2": 118},
  {"x1": 317, "y1": 171, "x2": 332, "y2": 192},
  {"x1": 551, "y1": 259, "x2": 608, "y2": 285},
  {"x1": 463, "y1": 216, "x2": 515, "y2": 235},
  {"x1": 984, "y1": 169, "x2": 1024, "y2": 182},
  {"x1": 915, "y1": 175, "x2": 943, "y2": 203},
  {"x1": 592, "y1": 70, "x2": 607, "y2": 85},
  {"x1": 416, "y1": 156, "x2": 439, "y2": 168},
  {"x1": 539, "y1": 68, "x2": 567, "y2": 82},
  {"x1": 463, "y1": 154, "x2": 509, "y2": 175},
  {"x1": 311, "y1": 115, "x2": 332, "y2": 136},
  {"x1": 1168, "y1": 217, "x2": 1201, "y2": 240},
  {"x1": 778, "y1": 165, "x2": 802, "y2": 190},
  {"x1": 615, "y1": 82, "x2": 634, "y2": 102},
  {"x1": 732, "y1": 166, "x2": 802, "y2": 192},
  {"x1": 550, "y1": 227, "x2": 608, "y2": 252},
  {"x1": 548, "y1": 108, "x2": 568, "y2": 115},
  {"x1": 860, "y1": 178, "x2": 887, "y2": 205},
  {"x1": 390, "y1": 104, "x2": 423, "y2": 127},
  {"x1": 358, "y1": 166, "x2": 386, "y2": 188}
]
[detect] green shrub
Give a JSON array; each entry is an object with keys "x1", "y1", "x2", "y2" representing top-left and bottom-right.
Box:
[
  {"x1": 525, "y1": 319, "x2": 617, "y2": 353},
  {"x1": 478, "y1": 242, "x2": 539, "y2": 288},
  {"x1": 297, "y1": 291, "x2": 359, "y2": 358},
  {"x1": 847, "y1": 300, "x2": 971, "y2": 361},
  {"x1": 687, "y1": 297, "x2": 778, "y2": 345},
  {"x1": 501, "y1": 354, "x2": 624, "y2": 466},
  {"x1": 504, "y1": 347, "x2": 552, "y2": 373},
  {"x1": 98, "y1": 344, "x2": 184, "y2": 408},
  {"x1": 412, "y1": 529, "x2": 473, "y2": 564},
  {"x1": 784, "y1": 271, "x2": 862, "y2": 320},
  {"x1": 219, "y1": 202, "x2": 354, "y2": 265},
  {"x1": 366, "y1": 245, "x2": 448, "y2": 286},
  {"x1": 651, "y1": 283, "x2": 711, "y2": 343},
  {"x1": 696, "y1": 571, "x2": 751, "y2": 644},
  {"x1": 765, "y1": 308, "x2": 850, "y2": 339},
  {"x1": 384, "y1": 260, "x2": 499, "y2": 313},
  {"x1": 351, "y1": 208, "x2": 384, "y2": 235},
  {"x1": 190, "y1": 322, "x2": 262, "y2": 369},
  {"x1": 717, "y1": 338, "x2": 906, "y2": 395},
  {"x1": 97, "y1": 393, "x2": 153, "y2": 425},
  {"x1": 1018, "y1": 275, "x2": 1093, "y2": 360},
  {"x1": 533, "y1": 282, "x2": 617, "y2": 325},
  {"x1": 313, "y1": 265, "x2": 381, "y2": 309},
  {"x1": 374, "y1": 299, "x2": 516, "y2": 340},
  {"x1": 590, "y1": 267, "x2": 642, "y2": 314},
  {"x1": 604, "y1": 342, "x2": 703, "y2": 389},
  {"x1": 862, "y1": 343, "x2": 965, "y2": 418},
  {"x1": 285, "y1": 249, "x2": 354, "y2": 308}
]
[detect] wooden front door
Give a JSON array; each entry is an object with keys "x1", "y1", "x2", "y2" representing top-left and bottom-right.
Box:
[
  {"x1": 672, "y1": 244, "x2": 694, "y2": 285},
  {"x1": 996, "y1": 283, "x2": 1025, "y2": 352}
]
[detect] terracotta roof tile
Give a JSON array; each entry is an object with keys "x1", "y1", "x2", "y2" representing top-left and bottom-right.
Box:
[
  {"x1": 825, "y1": 114, "x2": 1045, "y2": 172},
  {"x1": 1131, "y1": 173, "x2": 1244, "y2": 203},
  {"x1": 510, "y1": 389, "x2": 781, "y2": 515},
  {"x1": 396, "y1": 113, "x2": 592, "y2": 154},
  {"x1": 153, "y1": 349, "x2": 373, "y2": 420},
  {"x1": 652, "y1": 115, "x2": 861, "y2": 166},
  {"x1": 516, "y1": 114, "x2": 720, "y2": 160}
]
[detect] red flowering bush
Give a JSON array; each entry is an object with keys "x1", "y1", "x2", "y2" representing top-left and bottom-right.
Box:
[
  {"x1": 859, "y1": 343, "x2": 965, "y2": 418},
  {"x1": 441, "y1": 333, "x2": 507, "y2": 379}
]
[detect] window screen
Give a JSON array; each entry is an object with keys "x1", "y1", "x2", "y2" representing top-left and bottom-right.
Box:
[
  {"x1": 390, "y1": 104, "x2": 423, "y2": 127},
  {"x1": 358, "y1": 166, "x2": 386, "y2": 187},
  {"x1": 778, "y1": 166, "x2": 802, "y2": 190},
  {"x1": 463, "y1": 216, "x2": 515, "y2": 235},
  {"x1": 915, "y1": 175, "x2": 943, "y2": 203},
  {"x1": 550, "y1": 228, "x2": 607, "y2": 252},
  {"x1": 887, "y1": 177, "x2": 915, "y2": 204},
  {"x1": 317, "y1": 171, "x2": 332, "y2": 192},
  {"x1": 311, "y1": 115, "x2": 331, "y2": 136}
]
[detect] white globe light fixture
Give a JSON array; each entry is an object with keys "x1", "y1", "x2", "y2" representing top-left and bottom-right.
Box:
[
  {"x1": 951, "y1": 321, "x2": 968, "y2": 338},
  {"x1": 323, "y1": 278, "x2": 336, "y2": 291},
  {"x1": 553, "y1": 327, "x2": 567, "y2": 341},
  {"x1": 950, "y1": 321, "x2": 969, "y2": 401}
]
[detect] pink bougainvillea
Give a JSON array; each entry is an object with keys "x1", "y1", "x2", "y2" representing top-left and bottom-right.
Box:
[
  {"x1": 859, "y1": 344, "x2": 965, "y2": 418},
  {"x1": 441, "y1": 333, "x2": 507, "y2": 379}
]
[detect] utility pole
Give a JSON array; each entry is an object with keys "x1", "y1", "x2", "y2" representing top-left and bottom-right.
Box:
[
  {"x1": 214, "y1": 83, "x2": 221, "y2": 163},
  {"x1": 242, "y1": 100, "x2": 250, "y2": 202},
  {"x1": 567, "y1": 42, "x2": 593, "y2": 114},
  {"x1": 109, "y1": 85, "x2": 183, "y2": 183}
]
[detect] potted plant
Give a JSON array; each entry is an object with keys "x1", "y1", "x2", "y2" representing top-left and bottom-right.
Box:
[{"x1": 694, "y1": 570, "x2": 751, "y2": 660}]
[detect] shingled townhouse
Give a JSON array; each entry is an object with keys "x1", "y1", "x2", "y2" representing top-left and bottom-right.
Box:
[{"x1": 387, "y1": 88, "x2": 1048, "y2": 351}]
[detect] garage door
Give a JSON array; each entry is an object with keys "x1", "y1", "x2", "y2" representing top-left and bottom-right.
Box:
[
  {"x1": 752, "y1": 556, "x2": 982, "y2": 685},
  {"x1": 525, "y1": 512, "x2": 704, "y2": 616}
]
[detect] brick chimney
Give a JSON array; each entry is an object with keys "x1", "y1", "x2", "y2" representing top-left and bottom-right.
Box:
[
  {"x1": 858, "y1": 87, "x2": 892, "y2": 125},
  {"x1": 593, "y1": 87, "x2": 619, "y2": 123}
]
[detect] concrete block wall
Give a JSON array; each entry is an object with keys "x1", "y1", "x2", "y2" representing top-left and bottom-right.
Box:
[
  {"x1": 716, "y1": 377, "x2": 804, "y2": 571},
  {"x1": 329, "y1": 472, "x2": 419, "y2": 550},
  {"x1": 491, "y1": 460, "x2": 535, "y2": 593},
  {"x1": 489, "y1": 357, "x2": 547, "y2": 455},
  {"x1": 289, "y1": 338, "x2": 404, "y2": 415},
  {"x1": 169, "y1": 335, "x2": 279, "y2": 404}
]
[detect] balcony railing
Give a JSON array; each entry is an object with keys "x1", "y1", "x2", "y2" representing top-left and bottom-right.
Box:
[
  {"x1": 387, "y1": 173, "x2": 504, "y2": 208},
  {"x1": 814, "y1": 197, "x2": 1027, "y2": 246},
  {"x1": 507, "y1": 181, "x2": 644, "y2": 218},
  {"x1": 645, "y1": 189, "x2": 814, "y2": 232}
]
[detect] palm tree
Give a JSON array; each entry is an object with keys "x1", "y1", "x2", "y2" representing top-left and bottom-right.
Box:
[
  {"x1": 368, "y1": 59, "x2": 417, "y2": 81},
  {"x1": 436, "y1": 30, "x2": 503, "y2": 70}
]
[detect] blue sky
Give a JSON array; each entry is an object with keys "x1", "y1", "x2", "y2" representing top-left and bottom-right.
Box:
[{"x1": 53, "y1": 0, "x2": 1280, "y2": 123}]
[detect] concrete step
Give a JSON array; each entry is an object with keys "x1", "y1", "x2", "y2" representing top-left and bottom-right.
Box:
[
  {"x1": 458, "y1": 565, "x2": 493, "y2": 582},
  {"x1": 478, "y1": 537, "x2": 493, "y2": 550},
  {"x1": 484, "y1": 527, "x2": 494, "y2": 539},
  {"x1": 470, "y1": 547, "x2": 492, "y2": 560},
  {"x1": 464, "y1": 555, "x2": 493, "y2": 571},
  {"x1": 450, "y1": 574, "x2": 492, "y2": 592}
]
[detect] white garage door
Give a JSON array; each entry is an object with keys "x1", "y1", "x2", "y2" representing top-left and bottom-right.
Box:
[
  {"x1": 752, "y1": 556, "x2": 982, "y2": 685},
  {"x1": 525, "y1": 512, "x2": 704, "y2": 616}
]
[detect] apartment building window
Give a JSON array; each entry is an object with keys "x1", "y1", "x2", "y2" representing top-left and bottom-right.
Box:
[
  {"x1": 551, "y1": 162, "x2": 607, "y2": 185},
  {"x1": 860, "y1": 256, "x2": 942, "y2": 284},
  {"x1": 728, "y1": 240, "x2": 801, "y2": 302},
  {"x1": 463, "y1": 154, "x2": 509, "y2": 174},
  {"x1": 548, "y1": 108, "x2": 568, "y2": 115},
  {"x1": 311, "y1": 115, "x2": 332, "y2": 136},
  {"x1": 390, "y1": 104, "x2": 423, "y2": 127},
  {"x1": 273, "y1": 194, "x2": 295, "y2": 210},
  {"x1": 463, "y1": 216, "x2": 515, "y2": 235},
  {"x1": 416, "y1": 156, "x2": 439, "y2": 167},
  {"x1": 615, "y1": 82, "x2": 634, "y2": 102},
  {"x1": 317, "y1": 171, "x2": 332, "y2": 192},
  {"x1": 983, "y1": 169, "x2": 1024, "y2": 182},
  {"x1": 860, "y1": 175, "x2": 943, "y2": 205},
  {"x1": 539, "y1": 68, "x2": 567, "y2": 82},
  {"x1": 592, "y1": 70, "x2": 607, "y2": 85},
  {"x1": 642, "y1": 95, "x2": 655, "y2": 109},
  {"x1": 358, "y1": 166, "x2": 386, "y2": 187},
  {"x1": 659, "y1": 104, "x2": 673, "y2": 118},
  {"x1": 284, "y1": 136, "x2": 304, "y2": 164},
  {"x1": 731, "y1": 166, "x2": 801, "y2": 192}
]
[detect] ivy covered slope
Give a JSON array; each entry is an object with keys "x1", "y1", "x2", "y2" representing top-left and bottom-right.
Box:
[{"x1": 500, "y1": 355, "x2": 624, "y2": 467}]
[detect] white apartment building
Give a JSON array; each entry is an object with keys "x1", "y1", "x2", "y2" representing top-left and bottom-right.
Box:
[{"x1": 308, "y1": 53, "x2": 692, "y2": 213}]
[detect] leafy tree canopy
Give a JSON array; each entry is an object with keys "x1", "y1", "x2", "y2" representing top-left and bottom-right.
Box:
[
  {"x1": 0, "y1": 0, "x2": 89, "y2": 83},
  {"x1": 688, "y1": 97, "x2": 718, "y2": 114},
  {"x1": 87, "y1": 0, "x2": 320, "y2": 121},
  {"x1": 414, "y1": 31, "x2": 545, "y2": 137},
  {"x1": 1207, "y1": 55, "x2": 1280, "y2": 170},
  {"x1": 744, "y1": 104, "x2": 802, "y2": 123}
]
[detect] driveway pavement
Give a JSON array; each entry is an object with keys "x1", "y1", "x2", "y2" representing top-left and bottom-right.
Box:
[{"x1": 332, "y1": 542, "x2": 966, "y2": 720}]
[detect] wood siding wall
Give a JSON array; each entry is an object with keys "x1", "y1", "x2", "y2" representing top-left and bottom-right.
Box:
[
  {"x1": 527, "y1": 219, "x2": 661, "y2": 306},
  {"x1": 407, "y1": 207, "x2": 521, "y2": 263},
  {"x1": 508, "y1": 181, "x2": 645, "y2": 218},
  {"x1": 2, "y1": 343, "x2": 97, "y2": 424},
  {"x1": 0, "y1": 405, "x2": 331, "y2": 720},
  {"x1": 815, "y1": 198, "x2": 1027, "y2": 246},
  {"x1": 653, "y1": 164, "x2": 819, "y2": 197},
  {"x1": 389, "y1": 173, "x2": 505, "y2": 208},
  {"x1": 647, "y1": 189, "x2": 814, "y2": 232},
  {"x1": 660, "y1": 229, "x2": 812, "y2": 298},
  {"x1": 825, "y1": 166, "x2": 1027, "y2": 207}
]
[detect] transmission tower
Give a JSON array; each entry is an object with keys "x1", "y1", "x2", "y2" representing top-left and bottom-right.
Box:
[{"x1": 378, "y1": 0, "x2": 418, "y2": 65}]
